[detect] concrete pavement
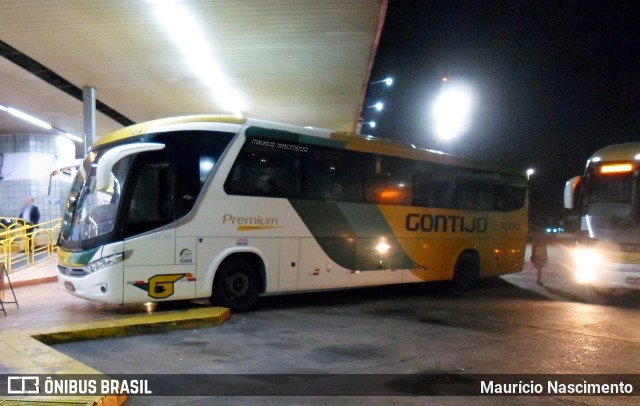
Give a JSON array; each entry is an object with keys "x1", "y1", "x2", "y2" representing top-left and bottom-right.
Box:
[{"x1": 46, "y1": 242, "x2": 640, "y2": 405}]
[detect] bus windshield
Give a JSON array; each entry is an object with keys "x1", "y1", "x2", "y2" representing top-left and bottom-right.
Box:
[
  {"x1": 58, "y1": 130, "x2": 236, "y2": 250},
  {"x1": 584, "y1": 172, "x2": 638, "y2": 229},
  {"x1": 588, "y1": 174, "x2": 633, "y2": 205},
  {"x1": 59, "y1": 149, "x2": 132, "y2": 247}
]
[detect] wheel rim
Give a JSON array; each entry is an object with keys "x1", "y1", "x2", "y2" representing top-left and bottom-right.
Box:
[{"x1": 224, "y1": 272, "x2": 250, "y2": 299}]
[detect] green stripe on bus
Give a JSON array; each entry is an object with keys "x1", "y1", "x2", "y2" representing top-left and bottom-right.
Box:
[
  {"x1": 289, "y1": 200, "x2": 415, "y2": 271},
  {"x1": 63, "y1": 247, "x2": 100, "y2": 266},
  {"x1": 338, "y1": 202, "x2": 415, "y2": 269},
  {"x1": 338, "y1": 202, "x2": 394, "y2": 237},
  {"x1": 288, "y1": 199, "x2": 356, "y2": 268}
]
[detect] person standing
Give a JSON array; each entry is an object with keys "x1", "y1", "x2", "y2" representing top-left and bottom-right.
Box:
[
  {"x1": 530, "y1": 232, "x2": 548, "y2": 286},
  {"x1": 18, "y1": 196, "x2": 40, "y2": 253},
  {"x1": 18, "y1": 196, "x2": 40, "y2": 226}
]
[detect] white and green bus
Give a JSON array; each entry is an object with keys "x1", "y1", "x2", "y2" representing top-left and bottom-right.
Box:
[
  {"x1": 564, "y1": 142, "x2": 640, "y2": 295},
  {"x1": 58, "y1": 116, "x2": 528, "y2": 310}
]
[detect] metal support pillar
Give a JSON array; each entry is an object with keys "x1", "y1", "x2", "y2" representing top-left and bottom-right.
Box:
[{"x1": 83, "y1": 86, "x2": 96, "y2": 153}]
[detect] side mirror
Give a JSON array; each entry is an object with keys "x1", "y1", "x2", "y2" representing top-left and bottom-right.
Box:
[
  {"x1": 564, "y1": 176, "x2": 582, "y2": 209},
  {"x1": 96, "y1": 143, "x2": 165, "y2": 191}
]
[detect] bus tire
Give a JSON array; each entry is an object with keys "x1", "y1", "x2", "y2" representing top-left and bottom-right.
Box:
[
  {"x1": 211, "y1": 257, "x2": 260, "y2": 311},
  {"x1": 452, "y1": 252, "x2": 479, "y2": 290}
]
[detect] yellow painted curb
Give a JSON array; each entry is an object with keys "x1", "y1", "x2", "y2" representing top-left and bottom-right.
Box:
[
  {"x1": 34, "y1": 306, "x2": 231, "y2": 345},
  {"x1": 0, "y1": 306, "x2": 230, "y2": 405}
]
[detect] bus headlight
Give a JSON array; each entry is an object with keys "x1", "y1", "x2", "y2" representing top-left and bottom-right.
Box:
[
  {"x1": 574, "y1": 249, "x2": 601, "y2": 284},
  {"x1": 83, "y1": 253, "x2": 124, "y2": 274}
]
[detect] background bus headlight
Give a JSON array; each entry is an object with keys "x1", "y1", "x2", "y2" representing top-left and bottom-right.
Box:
[
  {"x1": 83, "y1": 253, "x2": 124, "y2": 274},
  {"x1": 574, "y1": 249, "x2": 601, "y2": 284}
]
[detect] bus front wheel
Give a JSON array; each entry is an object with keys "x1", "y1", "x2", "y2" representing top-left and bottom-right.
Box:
[
  {"x1": 211, "y1": 257, "x2": 260, "y2": 311},
  {"x1": 453, "y1": 252, "x2": 479, "y2": 290}
]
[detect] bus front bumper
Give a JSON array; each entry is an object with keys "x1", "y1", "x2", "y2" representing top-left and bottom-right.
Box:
[{"x1": 57, "y1": 264, "x2": 124, "y2": 304}]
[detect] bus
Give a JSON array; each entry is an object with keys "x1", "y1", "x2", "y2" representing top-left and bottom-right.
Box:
[
  {"x1": 57, "y1": 116, "x2": 528, "y2": 310},
  {"x1": 564, "y1": 142, "x2": 640, "y2": 295}
]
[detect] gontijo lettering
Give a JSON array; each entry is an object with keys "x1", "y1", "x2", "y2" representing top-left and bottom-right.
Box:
[{"x1": 406, "y1": 213, "x2": 488, "y2": 233}]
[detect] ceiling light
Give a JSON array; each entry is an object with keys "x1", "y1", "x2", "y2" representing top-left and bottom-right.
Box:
[
  {"x1": 62, "y1": 133, "x2": 83, "y2": 143},
  {"x1": 0, "y1": 105, "x2": 52, "y2": 129},
  {"x1": 152, "y1": 0, "x2": 246, "y2": 114}
]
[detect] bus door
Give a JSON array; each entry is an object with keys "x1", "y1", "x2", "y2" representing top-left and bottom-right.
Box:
[{"x1": 120, "y1": 147, "x2": 197, "y2": 302}]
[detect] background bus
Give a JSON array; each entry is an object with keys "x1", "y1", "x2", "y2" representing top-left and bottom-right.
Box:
[
  {"x1": 564, "y1": 142, "x2": 640, "y2": 295},
  {"x1": 57, "y1": 116, "x2": 528, "y2": 310}
]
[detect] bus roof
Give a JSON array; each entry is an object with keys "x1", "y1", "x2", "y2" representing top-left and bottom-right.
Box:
[
  {"x1": 94, "y1": 115, "x2": 248, "y2": 147},
  {"x1": 93, "y1": 115, "x2": 524, "y2": 177},
  {"x1": 589, "y1": 142, "x2": 640, "y2": 164}
]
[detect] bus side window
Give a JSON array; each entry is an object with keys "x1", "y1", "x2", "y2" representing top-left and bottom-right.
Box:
[
  {"x1": 227, "y1": 165, "x2": 254, "y2": 194},
  {"x1": 494, "y1": 179, "x2": 527, "y2": 211},
  {"x1": 121, "y1": 150, "x2": 176, "y2": 238},
  {"x1": 127, "y1": 162, "x2": 175, "y2": 224},
  {"x1": 455, "y1": 169, "x2": 495, "y2": 211},
  {"x1": 198, "y1": 132, "x2": 234, "y2": 187},
  {"x1": 414, "y1": 162, "x2": 456, "y2": 209},
  {"x1": 303, "y1": 148, "x2": 362, "y2": 202},
  {"x1": 456, "y1": 181, "x2": 493, "y2": 211},
  {"x1": 364, "y1": 155, "x2": 413, "y2": 206},
  {"x1": 224, "y1": 138, "x2": 301, "y2": 198}
]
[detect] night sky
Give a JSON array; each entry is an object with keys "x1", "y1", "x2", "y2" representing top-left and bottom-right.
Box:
[{"x1": 367, "y1": 0, "x2": 640, "y2": 226}]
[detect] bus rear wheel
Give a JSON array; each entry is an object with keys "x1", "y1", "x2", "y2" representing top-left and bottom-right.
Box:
[
  {"x1": 211, "y1": 258, "x2": 260, "y2": 311},
  {"x1": 453, "y1": 252, "x2": 479, "y2": 290}
]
